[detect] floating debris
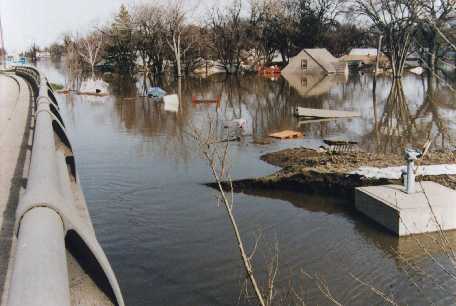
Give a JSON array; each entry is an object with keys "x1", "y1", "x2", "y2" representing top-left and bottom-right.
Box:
[
  {"x1": 224, "y1": 118, "x2": 247, "y2": 129},
  {"x1": 259, "y1": 65, "x2": 281, "y2": 76},
  {"x1": 192, "y1": 95, "x2": 221, "y2": 105},
  {"x1": 323, "y1": 139, "x2": 358, "y2": 153},
  {"x1": 78, "y1": 92, "x2": 109, "y2": 97},
  {"x1": 409, "y1": 66, "x2": 424, "y2": 75},
  {"x1": 147, "y1": 87, "x2": 167, "y2": 98},
  {"x1": 252, "y1": 138, "x2": 273, "y2": 145},
  {"x1": 268, "y1": 130, "x2": 304, "y2": 140},
  {"x1": 294, "y1": 107, "x2": 360, "y2": 119},
  {"x1": 163, "y1": 94, "x2": 179, "y2": 112},
  {"x1": 219, "y1": 136, "x2": 241, "y2": 143},
  {"x1": 80, "y1": 78, "x2": 109, "y2": 95}
]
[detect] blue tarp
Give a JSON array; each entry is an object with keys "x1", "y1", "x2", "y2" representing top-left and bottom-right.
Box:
[{"x1": 147, "y1": 87, "x2": 166, "y2": 98}]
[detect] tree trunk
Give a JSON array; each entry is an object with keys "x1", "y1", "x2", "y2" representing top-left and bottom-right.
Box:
[{"x1": 428, "y1": 34, "x2": 437, "y2": 76}]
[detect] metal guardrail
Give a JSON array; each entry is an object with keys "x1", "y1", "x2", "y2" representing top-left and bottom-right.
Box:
[{"x1": 7, "y1": 66, "x2": 125, "y2": 306}]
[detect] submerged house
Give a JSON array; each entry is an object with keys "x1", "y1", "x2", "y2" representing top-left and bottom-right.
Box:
[
  {"x1": 282, "y1": 48, "x2": 348, "y2": 76},
  {"x1": 282, "y1": 72, "x2": 347, "y2": 97},
  {"x1": 341, "y1": 48, "x2": 388, "y2": 67}
]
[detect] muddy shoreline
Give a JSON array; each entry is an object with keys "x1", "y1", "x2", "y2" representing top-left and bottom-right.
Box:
[{"x1": 219, "y1": 148, "x2": 456, "y2": 200}]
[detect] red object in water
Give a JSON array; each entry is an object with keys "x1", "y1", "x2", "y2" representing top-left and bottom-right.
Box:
[
  {"x1": 192, "y1": 95, "x2": 221, "y2": 105},
  {"x1": 259, "y1": 65, "x2": 281, "y2": 75}
]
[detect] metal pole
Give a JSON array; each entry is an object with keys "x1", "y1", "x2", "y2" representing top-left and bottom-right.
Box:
[
  {"x1": 406, "y1": 159, "x2": 415, "y2": 194},
  {"x1": 404, "y1": 148, "x2": 421, "y2": 194},
  {"x1": 0, "y1": 12, "x2": 5, "y2": 68},
  {"x1": 7, "y1": 207, "x2": 71, "y2": 306}
]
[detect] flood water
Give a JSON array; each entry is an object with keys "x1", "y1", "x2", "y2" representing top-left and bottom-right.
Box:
[{"x1": 38, "y1": 61, "x2": 456, "y2": 305}]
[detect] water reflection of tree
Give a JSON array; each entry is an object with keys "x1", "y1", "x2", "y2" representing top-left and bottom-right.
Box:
[
  {"x1": 374, "y1": 79, "x2": 415, "y2": 153},
  {"x1": 366, "y1": 75, "x2": 454, "y2": 153},
  {"x1": 239, "y1": 76, "x2": 299, "y2": 138},
  {"x1": 413, "y1": 77, "x2": 452, "y2": 149}
]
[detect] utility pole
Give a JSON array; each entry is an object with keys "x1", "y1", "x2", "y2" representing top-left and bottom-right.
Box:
[
  {"x1": 375, "y1": 35, "x2": 383, "y2": 75},
  {"x1": 0, "y1": 12, "x2": 5, "y2": 68},
  {"x1": 372, "y1": 34, "x2": 383, "y2": 139}
]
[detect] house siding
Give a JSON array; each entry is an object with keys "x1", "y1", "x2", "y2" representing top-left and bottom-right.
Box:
[{"x1": 282, "y1": 50, "x2": 327, "y2": 75}]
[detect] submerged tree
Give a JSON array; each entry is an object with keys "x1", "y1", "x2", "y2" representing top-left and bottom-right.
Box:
[
  {"x1": 76, "y1": 30, "x2": 104, "y2": 77},
  {"x1": 413, "y1": 0, "x2": 456, "y2": 75},
  {"x1": 25, "y1": 43, "x2": 39, "y2": 63},
  {"x1": 209, "y1": 0, "x2": 246, "y2": 73},
  {"x1": 164, "y1": 0, "x2": 193, "y2": 78},
  {"x1": 355, "y1": 0, "x2": 418, "y2": 78},
  {"x1": 103, "y1": 5, "x2": 137, "y2": 74},
  {"x1": 132, "y1": 4, "x2": 167, "y2": 80}
]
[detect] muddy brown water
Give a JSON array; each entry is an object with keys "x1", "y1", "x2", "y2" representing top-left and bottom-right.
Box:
[{"x1": 37, "y1": 60, "x2": 456, "y2": 305}]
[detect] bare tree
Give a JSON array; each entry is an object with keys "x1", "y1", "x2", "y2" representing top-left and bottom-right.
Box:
[
  {"x1": 165, "y1": 0, "x2": 193, "y2": 78},
  {"x1": 413, "y1": 0, "x2": 456, "y2": 74},
  {"x1": 190, "y1": 116, "x2": 273, "y2": 306},
  {"x1": 76, "y1": 30, "x2": 104, "y2": 77},
  {"x1": 355, "y1": 0, "x2": 418, "y2": 78},
  {"x1": 209, "y1": 0, "x2": 245, "y2": 73},
  {"x1": 132, "y1": 4, "x2": 167, "y2": 80},
  {"x1": 248, "y1": 0, "x2": 284, "y2": 66}
]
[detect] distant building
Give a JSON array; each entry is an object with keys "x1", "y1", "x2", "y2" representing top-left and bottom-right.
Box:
[
  {"x1": 37, "y1": 51, "x2": 51, "y2": 59},
  {"x1": 192, "y1": 59, "x2": 226, "y2": 77},
  {"x1": 282, "y1": 48, "x2": 348, "y2": 76},
  {"x1": 341, "y1": 48, "x2": 387, "y2": 67}
]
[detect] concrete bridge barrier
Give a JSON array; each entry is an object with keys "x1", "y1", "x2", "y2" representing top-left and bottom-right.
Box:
[{"x1": 7, "y1": 67, "x2": 125, "y2": 306}]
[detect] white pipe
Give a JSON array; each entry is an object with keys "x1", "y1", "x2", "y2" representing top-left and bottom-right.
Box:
[{"x1": 406, "y1": 159, "x2": 415, "y2": 194}]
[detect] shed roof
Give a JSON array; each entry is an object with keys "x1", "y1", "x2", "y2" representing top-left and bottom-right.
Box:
[{"x1": 349, "y1": 48, "x2": 379, "y2": 56}]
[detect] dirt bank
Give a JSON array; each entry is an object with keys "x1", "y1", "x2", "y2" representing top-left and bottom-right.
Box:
[{"x1": 226, "y1": 148, "x2": 456, "y2": 199}]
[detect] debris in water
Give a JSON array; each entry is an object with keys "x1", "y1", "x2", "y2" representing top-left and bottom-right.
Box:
[
  {"x1": 80, "y1": 78, "x2": 109, "y2": 95},
  {"x1": 409, "y1": 67, "x2": 424, "y2": 75},
  {"x1": 224, "y1": 118, "x2": 247, "y2": 129},
  {"x1": 323, "y1": 139, "x2": 359, "y2": 153},
  {"x1": 268, "y1": 130, "x2": 304, "y2": 140},
  {"x1": 192, "y1": 95, "x2": 221, "y2": 105},
  {"x1": 148, "y1": 87, "x2": 167, "y2": 98},
  {"x1": 294, "y1": 107, "x2": 360, "y2": 119},
  {"x1": 163, "y1": 94, "x2": 179, "y2": 112}
]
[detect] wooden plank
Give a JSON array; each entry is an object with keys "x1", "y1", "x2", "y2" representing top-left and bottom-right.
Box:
[
  {"x1": 294, "y1": 107, "x2": 360, "y2": 119},
  {"x1": 268, "y1": 130, "x2": 304, "y2": 139}
]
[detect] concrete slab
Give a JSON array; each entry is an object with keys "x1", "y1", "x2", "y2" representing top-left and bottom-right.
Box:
[{"x1": 355, "y1": 182, "x2": 456, "y2": 236}]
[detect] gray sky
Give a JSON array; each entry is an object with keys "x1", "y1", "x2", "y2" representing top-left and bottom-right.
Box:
[{"x1": 0, "y1": 0, "x2": 215, "y2": 53}]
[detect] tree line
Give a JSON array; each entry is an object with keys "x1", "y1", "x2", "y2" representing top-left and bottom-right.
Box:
[{"x1": 42, "y1": 0, "x2": 455, "y2": 79}]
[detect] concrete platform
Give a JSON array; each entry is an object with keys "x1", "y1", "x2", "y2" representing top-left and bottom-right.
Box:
[{"x1": 355, "y1": 182, "x2": 456, "y2": 236}]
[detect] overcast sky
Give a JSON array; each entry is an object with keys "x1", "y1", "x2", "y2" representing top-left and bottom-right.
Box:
[{"x1": 0, "y1": 0, "x2": 215, "y2": 53}]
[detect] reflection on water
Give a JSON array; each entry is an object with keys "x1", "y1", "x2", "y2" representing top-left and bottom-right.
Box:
[
  {"x1": 36, "y1": 60, "x2": 456, "y2": 305},
  {"x1": 102, "y1": 71, "x2": 456, "y2": 155},
  {"x1": 282, "y1": 72, "x2": 348, "y2": 97}
]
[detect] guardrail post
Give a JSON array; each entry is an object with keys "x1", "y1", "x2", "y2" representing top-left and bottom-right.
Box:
[{"x1": 7, "y1": 207, "x2": 71, "y2": 306}]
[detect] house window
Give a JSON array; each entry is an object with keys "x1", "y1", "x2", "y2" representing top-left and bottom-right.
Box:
[
  {"x1": 301, "y1": 77, "x2": 308, "y2": 87},
  {"x1": 301, "y1": 59, "x2": 308, "y2": 70}
]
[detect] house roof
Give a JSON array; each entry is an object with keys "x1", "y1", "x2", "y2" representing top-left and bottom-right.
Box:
[
  {"x1": 303, "y1": 49, "x2": 337, "y2": 74},
  {"x1": 349, "y1": 48, "x2": 379, "y2": 56}
]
